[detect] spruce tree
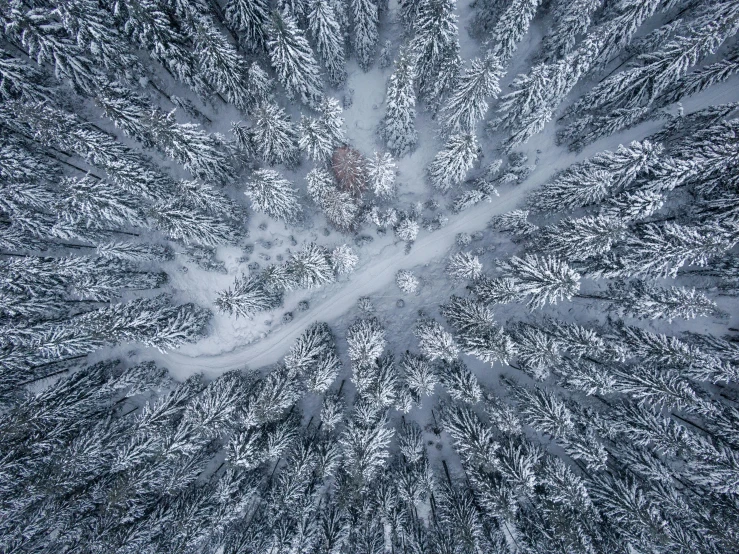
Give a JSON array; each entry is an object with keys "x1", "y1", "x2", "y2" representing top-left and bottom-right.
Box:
[
  {"x1": 428, "y1": 133, "x2": 480, "y2": 192},
  {"x1": 347, "y1": 317, "x2": 386, "y2": 367},
  {"x1": 308, "y1": 0, "x2": 347, "y2": 86},
  {"x1": 225, "y1": 0, "x2": 270, "y2": 51},
  {"x1": 564, "y1": 2, "x2": 739, "y2": 147},
  {"x1": 396, "y1": 270, "x2": 419, "y2": 294},
  {"x1": 440, "y1": 51, "x2": 503, "y2": 134},
  {"x1": 528, "y1": 141, "x2": 662, "y2": 212},
  {"x1": 251, "y1": 101, "x2": 300, "y2": 167},
  {"x1": 380, "y1": 46, "x2": 418, "y2": 156},
  {"x1": 474, "y1": 255, "x2": 581, "y2": 309},
  {"x1": 153, "y1": 201, "x2": 240, "y2": 246},
  {"x1": 299, "y1": 115, "x2": 335, "y2": 161},
  {"x1": 367, "y1": 152, "x2": 397, "y2": 198},
  {"x1": 414, "y1": 317, "x2": 459, "y2": 362},
  {"x1": 401, "y1": 351, "x2": 438, "y2": 402},
  {"x1": 489, "y1": 0, "x2": 542, "y2": 64},
  {"x1": 289, "y1": 242, "x2": 335, "y2": 288},
  {"x1": 411, "y1": 0, "x2": 461, "y2": 110},
  {"x1": 331, "y1": 244, "x2": 359, "y2": 274},
  {"x1": 191, "y1": 16, "x2": 250, "y2": 110},
  {"x1": 446, "y1": 252, "x2": 483, "y2": 280},
  {"x1": 244, "y1": 169, "x2": 302, "y2": 223},
  {"x1": 215, "y1": 274, "x2": 282, "y2": 318},
  {"x1": 539, "y1": 0, "x2": 603, "y2": 63},
  {"x1": 496, "y1": 0, "x2": 663, "y2": 148},
  {"x1": 268, "y1": 9, "x2": 324, "y2": 109},
  {"x1": 352, "y1": 0, "x2": 379, "y2": 71}
]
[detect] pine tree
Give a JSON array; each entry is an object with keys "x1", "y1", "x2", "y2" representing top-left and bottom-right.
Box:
[
  {"x1": 305, "y1": 168, "x2": 334, "y2": 207},
  {"x1": 251, "y1": 101, "x2": 300, "y2": 167},
  {"x1": 511, "y1": 383, "x2": 574, "y2": 438},
  {"x1": 225, "y1": 0, "x2": 270, "y2": 51},
  {"x1": 496, "y1": 0, "x2": 663, "y2": 148},
  {"x1": 352, "y1": 0, "x2": 379, "y2": 71},
  {"x1": 537, "y1": 215, "x2": 628, "y2": 261},
  {"x1": 244, "y1": 169, "x2": 302, "y2": 223},
  {"x1": 307, "y1": 169, "x2": 359, "y2": 230},
  {"x1": 440, "y1": 51, "x2": 503, "y2": 134},
  {"x1": 284, "y1": 322, "x2": 340, "y2": 392},
  {"x1": 601, "y1": 189, "x2": 665, "y2": 222},
  {"x1": 440, "y1": 295, "x2": 514, "y2": 366},
  {"x1": 659, "y1": 46, "x2": 739, "y2": 106},
  {"x1": 469, "y1": 0, "x2": 509, "y2": 37},
  {"x1": 489, "y1": 209, "x2": 538, "y2": 237},
  {"x1": 0, "y1": 50, "x2": 53, "y2": 104},
  {"x1": 57, "y1": 176, "x2": 147, "y2": 233},
  {"x1": 340, "y1": 404, "x2": 394, "y2": 484},
  {"x1": 143, "y1": 109, "x2": 235, "y2": 185},
  {"x1": 245, "y1": 62, "x2": 274, "y2": 107},
  {"x1": 110, "y1": 0, "x2": 210, "y2": 93},
  {"x1": 323, "y1": 188, "x2": 360, "y2": 231},
  {"x1": 428, "y1": 133, "x2": 480, "y2": 192},
  {"x1": 5, "y1": 2, "x2": 100, "y2": 95},
  {"x1": 439, "y1": 400, "x2": 498, "y2": 466},
  {"x1": 96, "y1": 241, "x2": 173, "y2": 263},
  {"x1": 436, "y1": 484, "x2": 489, "y2": 553},
  {"x1": 11, "y1": 295, "x2": 211, "y2": 362},
  {"x1": 596, "y1": 279, "x2": 719, "y2": 322},
  {"x1": 564, "y1": 2, "x2": 739, "y2": 146},
  {"x1": 308, "y1": 0, "x2": 347, "y2": 86},
  {"x1": 618, "y1": 325, "x2": 736, "y2": 383},
  {"x1": 321, "y1": 391, "x2": 345, "y2": 431},
  {"x1": 319, "y1": 97, "x2": 347, "y2": 145},
  {"x1": 298, "y1": 98, "x2": 344, "y2": 162},
  {"x1": 175, "y1": 179, "x2": 239, "y2": 220},
  {"x1": 380, "y1": 46, "x2": 418, "y2": 156},
  {"x1": 268, "y1": 9, "x2": 324, "y2": 109},
  {"x1": 620, "y1": 222, "x2": 737, "y2": 279},
  {"x1": 215, "y1": 274, "x2": 282, "y2": 318},
  {"x1": 361, "y1": 353, "x2": 398, "y2": 408}
]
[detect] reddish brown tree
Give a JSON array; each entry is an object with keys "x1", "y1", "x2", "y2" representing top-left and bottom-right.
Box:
[{"x1": 332, "y1": 146, "x2": 367, "y2": 196}]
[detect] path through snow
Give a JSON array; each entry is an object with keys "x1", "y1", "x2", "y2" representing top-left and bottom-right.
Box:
[{"x1": 134, "y1": 133, "x2": 592, "y2": 377}]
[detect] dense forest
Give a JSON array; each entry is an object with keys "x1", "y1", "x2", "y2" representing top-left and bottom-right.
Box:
[{"x1": 1, "y1": 0, "x2": 738, "y2": 552}]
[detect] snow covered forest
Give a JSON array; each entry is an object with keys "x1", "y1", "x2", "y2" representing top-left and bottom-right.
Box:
[{"x1": 2, "y1": 0, "x2": 739, "y2": 551}]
